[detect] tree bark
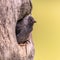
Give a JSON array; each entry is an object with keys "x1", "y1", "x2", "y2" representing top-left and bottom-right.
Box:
[{"x1": 0, "y1": 0, "x2": 35, "y2": 60}]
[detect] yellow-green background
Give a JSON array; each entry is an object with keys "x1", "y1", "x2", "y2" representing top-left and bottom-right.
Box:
[{"x1": 32, "y1": 0, "x2": 60, "y2": 60}]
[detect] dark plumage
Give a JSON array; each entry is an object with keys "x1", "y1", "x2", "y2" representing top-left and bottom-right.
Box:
[{"x1": 16, "y1": 15, "x2": 36, "y2": 44}]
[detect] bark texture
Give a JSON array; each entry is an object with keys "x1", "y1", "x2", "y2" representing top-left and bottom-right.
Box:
[{"x1": 0, "y1": 0, "x2": 35, "y2": 60}]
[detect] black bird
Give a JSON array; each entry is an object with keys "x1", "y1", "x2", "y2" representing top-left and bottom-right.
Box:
[{"x1": 16, "y1": 15, "x2": 36, "y2": 44}]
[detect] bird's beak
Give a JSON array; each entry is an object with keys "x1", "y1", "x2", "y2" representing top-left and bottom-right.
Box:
[{"x1": 34, "y1": 21, "x2": 36, "y2": 23}]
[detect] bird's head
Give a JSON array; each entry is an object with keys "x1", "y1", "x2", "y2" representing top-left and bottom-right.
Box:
[{"x1": 27, "y1": 16, "x2": 36, "y2": 27}]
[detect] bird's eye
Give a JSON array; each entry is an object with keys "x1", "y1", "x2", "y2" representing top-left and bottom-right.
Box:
[{"x1": 28, "y1": 17, "x2": 33, "y2": 22}]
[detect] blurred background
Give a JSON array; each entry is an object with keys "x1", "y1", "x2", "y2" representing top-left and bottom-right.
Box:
[{"x1": 32, "y1": 0, "x2": 60, "y2": 60}]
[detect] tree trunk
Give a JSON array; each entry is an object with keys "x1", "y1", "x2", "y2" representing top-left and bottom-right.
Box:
[{"x1": 0, "y1": 0, "x2": 35, "y2": 60}]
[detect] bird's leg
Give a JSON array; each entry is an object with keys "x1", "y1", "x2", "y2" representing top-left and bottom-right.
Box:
[
  {"x1": 24, "y1": 40, "x2": 30, "y2": 44},
  {"x1": 19, "y1": 40, "x2": 30, "y2": 46}
]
